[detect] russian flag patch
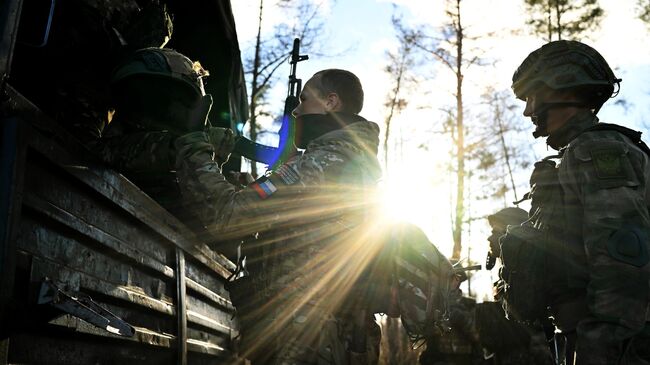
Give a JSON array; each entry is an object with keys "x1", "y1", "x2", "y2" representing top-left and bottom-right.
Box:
[{"x1": 251, "y1": 176, "x2": 278, "y2": 199}]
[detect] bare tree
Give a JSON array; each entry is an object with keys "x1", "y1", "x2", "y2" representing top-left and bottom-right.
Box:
[
  {"x1": 400, "y1": 0, "x2": 487, "y2": 260},
  {"x1": 245, "y1": 0, "x2": 328, "y2": 176},
  {"x1": 383, "y1": 16, "x2": 419, "y2": 170},
  {"x1": 472, "y1": 88, "x2": 533, "y2": 205},
  {"x1": 524, "y1": 0, "x2": 604, "y2": 41}
]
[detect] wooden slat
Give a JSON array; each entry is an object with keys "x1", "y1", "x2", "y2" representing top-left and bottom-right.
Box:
[
  {"x1": 22, "y1": 192, "x2": 175, "y2": 280},
  {"x1": 31, "y1": 257, "x2": 176, "y2": 317},
  {"x1": 186, "y1": 278, "x2": 233, "y2": 311},
  {"x1": 75, "y1": 166, "x2": 236, "y2": 276}
]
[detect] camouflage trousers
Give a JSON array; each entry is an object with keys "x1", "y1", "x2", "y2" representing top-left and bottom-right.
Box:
[{"x1": 573, "y1": 247, "x2": 650, "y2": 365}]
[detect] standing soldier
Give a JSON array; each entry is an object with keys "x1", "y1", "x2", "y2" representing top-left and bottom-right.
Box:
[
  {"x1": 499, "y1": 40, "x2": 650, "y2": 364},
  {"x1": 485, "y1": 207, "x2": 529, "y2": 273},
  {"x1": 419, "y1": 208, "x2": 554, "y2": 365},
  {"x1": 482, "y1": 207, "x2": 555, "y2": 365}
]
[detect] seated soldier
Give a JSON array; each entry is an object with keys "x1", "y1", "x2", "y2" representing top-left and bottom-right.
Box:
[{"x1": 94, "y1": 48, "x2": 232, "y2": 241}]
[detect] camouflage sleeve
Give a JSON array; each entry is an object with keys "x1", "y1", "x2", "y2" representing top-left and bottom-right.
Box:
[
  {"x1": 93, "y1": 131, "x2": 176, "y2": 174},
  {"x1": 561, "y1": 136, "x2": 650, "y2": 355},
  {"x1": 173, "y1": 131, "x2": 353, "y2": 240}
]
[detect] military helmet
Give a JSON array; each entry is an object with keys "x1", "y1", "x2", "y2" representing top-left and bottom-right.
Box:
[
  {"x1": 110, "y1": 47, "x2": 208, "y2": 97},
  {"x1": 487, "y1": 207, "x2": 528, "y2": 228},
  {"x1": 512, "y1": 40, "x2": 620, "y2": 108}
]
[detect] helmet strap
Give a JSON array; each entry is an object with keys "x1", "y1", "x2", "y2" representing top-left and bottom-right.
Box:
[{"x1": 531, "y1": 101, "x2": 590, "y2": 138}]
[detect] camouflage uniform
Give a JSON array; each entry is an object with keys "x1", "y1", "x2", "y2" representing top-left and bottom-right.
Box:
[
  {"x1": 174, "y1": 115, "x2": 383, "y2": 365},
  {"x1": 94, "y1": 48, "x2": 223, "y2": 237},
  {"x1": 500, "y1": 40, "x2": 650, "y2": 364},
  {"x1": 534, "y1": 111, "x2": 650, "y2": 365}
]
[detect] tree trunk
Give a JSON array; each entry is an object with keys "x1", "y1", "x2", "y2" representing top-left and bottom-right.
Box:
[
  {"x1": 452, "y1": 0, "x2": 465, "y2": 260},
  {"x1": 384, "y1": 53, "x2": 407, "y2": 171},
  {"x1": 555, "y1": 0, "x2": 563, "y2": 40},
  {"x1": 249, "y1": 0, "x2": 264, "y2": 177},
  {"x1": 495, "y1": 102, "x2": 519, "y2": 202},
  {"x1": 546, "y1": 0, "x2": 553, "y2": 42}
]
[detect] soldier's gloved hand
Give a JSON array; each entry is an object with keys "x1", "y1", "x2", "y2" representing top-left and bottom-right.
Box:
[
  {"x1": 185, "y1": 94, "x2": 213, "y2": 132},
  {"x1": 225, "y1": 172, "x2": 255, "y2": 190},
  {"x1": 207, "y1": 127, "x2": 235, "y2": 165}
]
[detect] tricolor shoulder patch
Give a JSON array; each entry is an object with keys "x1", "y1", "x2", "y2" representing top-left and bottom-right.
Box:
[{"x1": 250, "y1": 176, "x2": 277, "y2": 199}]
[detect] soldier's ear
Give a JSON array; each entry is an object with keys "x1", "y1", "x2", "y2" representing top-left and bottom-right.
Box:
[{"x1": 325, "y1": 92, "x2": 342, "y2": 112}]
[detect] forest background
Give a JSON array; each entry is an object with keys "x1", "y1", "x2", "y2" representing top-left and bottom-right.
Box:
[{"x1": 231, "y1": 0, "x2": 650, "y2": 302}]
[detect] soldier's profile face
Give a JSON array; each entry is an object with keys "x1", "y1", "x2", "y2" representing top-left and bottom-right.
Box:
[
  {"x1": 523, "y1": 86, "x2": 578, "y2": 135},
  {"x1": 292, "y1": 77, "x2": 329, "y2": 118}
]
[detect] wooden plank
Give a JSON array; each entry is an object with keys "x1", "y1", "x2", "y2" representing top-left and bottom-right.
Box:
[
  {"x1": 22, "y1": 192, "x2": 175, "y2": 280},
  {"x1": 49, "y1": 315, "x2": 175, "y2": 349},
  {"x1": 0, "y1": 117, "x2": 26, "y2": 333},
  {"x1": 186, "y1": 326, "x2": 231, "y2": 355},
  {"x1": 18, "y1": 207, "x2": 175, "y2": 303},
  {"x1": 75, "y1": 165, "x2": 236, "y2": 276},
  {"x1": 8, "y1": 331, "x2": 176, "y2": 365},
  {"x1": 31, "y1": 257, "x2": 176, "y2": 318},
  {"x1": 23, "y1": 157, "x2": 171, "y2": 265},
  {"x1": 175, "y1": 248, "x2": 187, "y2": 365},
  {"x1": 186, "y1": 296, "x2": 234, "y2": 336},
  {"x1": 187, "y1": 338, "x2": 226, "y2": 356},
  {"x1": 186, "y1": 277, "x2": 233, "y2": 312},
  {"x1": 185, "y1": 260, "x2": 233, "y2": 308},
  {"x1": 6, "y1": 84, "x2": 235, "y2": 278}
]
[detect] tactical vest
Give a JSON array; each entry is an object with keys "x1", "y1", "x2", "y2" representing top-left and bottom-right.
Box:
[{"x1": 501, "y1": 123, "x2": 650, "y2": 323}]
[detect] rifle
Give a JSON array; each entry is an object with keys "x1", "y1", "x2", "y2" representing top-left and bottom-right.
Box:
[{"x1": 233, "y1": 38, "x2": 309, "y2": 167}]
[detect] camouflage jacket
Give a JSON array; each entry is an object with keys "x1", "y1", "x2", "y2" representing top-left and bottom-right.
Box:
[
  {"x1": 92, "y1": 117, "x2": 185, "y2": 217},
  {"x1": 518, "y1": 110, "x2": 650, "y2": 363},
  {"x1": 175, "y1": 118, "x2": 382, "y2": 364}
]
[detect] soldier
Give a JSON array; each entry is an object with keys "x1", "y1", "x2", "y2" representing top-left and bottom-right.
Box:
[
  {"x1": 94, "y1": 48, "x2": 232, "y2": 240},
  {"x1": 419, "y1": 206, "x2": 554, "y2": 365},
  {"x1": 481, "y1": 208, "x2": 555, "y2": 365},
  {"x1": 485, "y1": 208, "x2": 528, "y2": 273},
  {"x1": 173, "y1": 68, "x2": 385, "y2": 364},
  {"x1": 499, "y1": 40, "x2": 650, "y2": 364},
  {"x1": 173, "y1": 68, "x2": 460, "y2": 364}
]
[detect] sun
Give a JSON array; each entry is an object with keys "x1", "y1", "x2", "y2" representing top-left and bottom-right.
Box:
[{"x1": 378, "y1": 156, "x2": 445, "y2": 237}]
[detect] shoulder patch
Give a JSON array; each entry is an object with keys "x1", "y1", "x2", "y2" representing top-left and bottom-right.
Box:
[
  {"x1": 590, "y1": 147, "x2": 626, "y2": 179},
  {"x1": 273, "y1": 164, "x2": 301, "y2": 185},
  {"x1": 250, "y1": 176, "x2": 277, "y2": 199}
]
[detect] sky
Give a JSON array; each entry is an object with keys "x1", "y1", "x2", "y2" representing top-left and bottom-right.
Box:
[{"x1": 231, "y1": 0, "x2": 650, "y2": 300}]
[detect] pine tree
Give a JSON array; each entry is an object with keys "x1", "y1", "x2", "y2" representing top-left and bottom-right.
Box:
[{"x1": 524, "y1": 0, "x2": 604, "y2": 41}]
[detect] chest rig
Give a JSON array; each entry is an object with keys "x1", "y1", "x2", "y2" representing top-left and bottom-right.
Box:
[{"x1": 500, "y1": 150, "x2": 590, "y2": 322}]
